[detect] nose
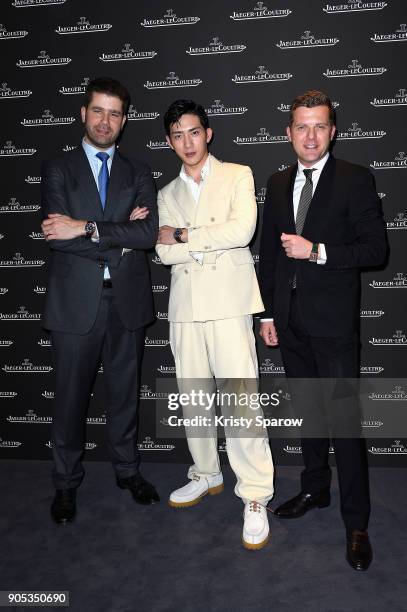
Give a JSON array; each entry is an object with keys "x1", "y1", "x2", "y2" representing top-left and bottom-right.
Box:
[
  {"x1": 184, "y1": 133, "x2": 193, "y2": 148},
  {"x1": 307, "y1": 126, "x2": 316, "y2": 140},
  {"x1": 99, "y1": 111, "x2": 110, "y2": 125}
]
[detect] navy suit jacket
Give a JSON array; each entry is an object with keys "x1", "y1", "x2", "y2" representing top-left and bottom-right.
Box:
[{"x1": 41, "y1": 146, "x2": 158, "y2": 333}]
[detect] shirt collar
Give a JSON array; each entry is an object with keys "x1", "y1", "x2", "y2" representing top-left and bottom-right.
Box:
[
  {"x1": 297, "y1": 152, "x2": 329, "y2": 176},
  {"x1": 180, "y1": 153, "x2": 211, "y2": 183},
  {"x1": 82, "y1": 138, "x2": 116, "y2": 161}
]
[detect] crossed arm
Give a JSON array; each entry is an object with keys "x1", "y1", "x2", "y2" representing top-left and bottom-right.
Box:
[{"x1": 41, "y1": 160, "x2": 157, "y2": 265}]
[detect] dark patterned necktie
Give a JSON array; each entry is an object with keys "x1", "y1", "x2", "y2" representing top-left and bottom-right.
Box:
[
  {"x1": 292, "y1": 168, "x2": 315, "y2": 289},
  {"x1": 96, "y1": 152, "x2": 110, "y2": 209},
  {"x1": 295, "y1": 168, "x2": 315, "y2": 235}
]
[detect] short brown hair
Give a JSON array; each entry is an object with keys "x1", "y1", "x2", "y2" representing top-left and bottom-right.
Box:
[
  {"x1": 84, "y1": 77, "x2": 130, "y2": 115},
  {"x1": 288, "y1": 90, "x2": 335, "y2": 126}
]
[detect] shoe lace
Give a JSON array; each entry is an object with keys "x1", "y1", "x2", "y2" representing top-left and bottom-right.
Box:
[
  {"x1": 248, "y1": 501, "x2": 263, "y2": 513},
  {"x1": 248, "y1": 501, "x2": 273, "y2": 514}
]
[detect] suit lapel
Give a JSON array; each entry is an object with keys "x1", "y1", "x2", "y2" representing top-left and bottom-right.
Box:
[
  {"x1": 194, "y1": 156, "x2": 224, "y2": 225},
  {"x1": 104, "y1": 150, "x2": 126, "y2": 220},
  {"x1": 70, "y1": 147, "x2": 103, "y2": 218},
  {"x1": 171, "y1": 176, "x2": 195, "y2": 221},
  {"x1": 302, "y1": 154, "x2": 335, "y2": 234},
  {"x1": 169, "y1": 156, "x2": 225, "y2": 225},
  {"x1": 284, "y1": 164, "x2": 297, "y2": 233}
]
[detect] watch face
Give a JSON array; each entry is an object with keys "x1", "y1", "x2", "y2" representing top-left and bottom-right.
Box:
[
  {"x1": 85, "y1": 221, "x2": 95, "y2": 235},
  {"x1": 174, "y1": 228, "x2": 183, "y2": 242}
]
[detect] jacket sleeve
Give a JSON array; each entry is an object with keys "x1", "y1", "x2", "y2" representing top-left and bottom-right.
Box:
[
  {"x1": 155, "y1": 190, "x2": 193, "y2": 265},
  {"x1": 96, "y1": 165, "x2": 158, "y2": 250},
  {"x1": 323, "y1": 170, "x2": 388, "y2": 270},
  {"x1": 258, "y1": 176, "x2": 280, "y2": 319},
  {"x1": 41, "y1": 159, "x2": 122, "y2": 268},
  {"x1": 187, "y1": 166, "x2": 257, "y2": 252}
]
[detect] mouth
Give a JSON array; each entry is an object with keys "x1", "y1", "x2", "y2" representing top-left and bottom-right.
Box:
[
  {"x1": 185, "y1": 152, "x2": 196, "y2": 158},
  {"x1": 304, "y1": 144, "x2": 317, "y2": 150}
]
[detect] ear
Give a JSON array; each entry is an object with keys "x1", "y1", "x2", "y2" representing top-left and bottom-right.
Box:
[
  {"x1": 166, "y1": 135, "x2": 174, "y2": 150},
  {"x1": 121, "y1": 115, "x2": 127, "y2": 130},
  {"x1": 206, "y1": 127, "x2": 213, "y2": 144},
  {"x1": 286, "y1": 125, "x2": 292, "y2": 142},
  {"x1": 330, "y1": 125, "x2": 336, "y2": 141},
  {"x1": 80, "y1": 106, "x2": 86, "y2": 124}
]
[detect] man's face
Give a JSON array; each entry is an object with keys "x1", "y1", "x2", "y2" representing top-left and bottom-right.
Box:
[
  {"x1": 81, "y1": 92, "x2": 126, "y2": 149},
  {"x1": 286, "y1": 105, "x2": 336, "y2": 167},
  {"x1": 166, "y1": 113, "x2": 212, "y2": 171}
]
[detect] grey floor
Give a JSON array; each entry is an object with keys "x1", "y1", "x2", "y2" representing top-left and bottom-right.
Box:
[{"x1": 1, "y1": 460, "x2": 406, "y2": 612}]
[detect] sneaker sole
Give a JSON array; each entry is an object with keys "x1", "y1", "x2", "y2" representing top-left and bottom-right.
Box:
[
  {"x1": 168, "y1": 483, "x2": 224, "y2": 508},
  {"x1": 242, "y1": 534, "x2": 269, "y2": 551}
]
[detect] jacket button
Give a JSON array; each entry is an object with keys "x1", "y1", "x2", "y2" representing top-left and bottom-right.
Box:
[
  {"x1": 204, "y1": 245, "x2": 210, "y2": 250},
  {"x1": 210, "y1": 217, "x2": 215, "y2": 222},
  {"x1": 184, "y1": 269, "x2": 188, "y2": 274},
  {"x1": 186, "y1": 222, "x2": 191, "y2": 227}
]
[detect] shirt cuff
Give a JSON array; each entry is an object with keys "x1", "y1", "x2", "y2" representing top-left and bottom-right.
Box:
[
  {"x1": 317, "y1": 243, "x2": 327, "y2": 265},
  {"x1": 190, "y1": 251, "x2": 203, "y2": 265},
  {"x1": 91, "y1": 223, "x2": 99, "y2": 243},
  {"x1": 260, "y1": 318, "x2": 274, "y2": 322}
]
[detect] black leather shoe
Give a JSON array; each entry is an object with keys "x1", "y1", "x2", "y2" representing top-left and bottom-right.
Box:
[
  {"x1": 117, "y1": 474, "x2": 160, "y2": 505},
  {"x1": 51, "y1": 489, "x2": 77, "y2": 524},
  {"x1": 346, "y1": 530, "x2": 372, "y2": 571},
  {"x1": 273, "y1": 489, "x2": 330, "y2": 519}
]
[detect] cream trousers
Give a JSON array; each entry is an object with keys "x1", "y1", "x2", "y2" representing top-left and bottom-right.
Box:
[{"x1": 169, "y1": 315, "x2": 274, "y2": 504}]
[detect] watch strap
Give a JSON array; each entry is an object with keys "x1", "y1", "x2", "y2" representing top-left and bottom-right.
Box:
[{"x1": 309, "y1": 242, "x2": 319, "y2": 263}]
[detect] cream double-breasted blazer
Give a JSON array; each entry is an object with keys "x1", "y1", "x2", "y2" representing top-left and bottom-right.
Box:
[{"x1": 155, "y1": 156, "x2": 264, "y2": 322}]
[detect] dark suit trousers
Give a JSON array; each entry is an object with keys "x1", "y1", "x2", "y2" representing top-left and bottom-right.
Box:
[
  {"x1": 277, "y1": 291, "x2": 370, "y2": 531},
  {"x1": 50, "y1": 287, "x2": 145, "y2": 489}
]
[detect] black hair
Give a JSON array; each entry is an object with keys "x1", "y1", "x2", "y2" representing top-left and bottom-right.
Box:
[
  {"x1": 164, "y1": 99, "x2": 209, "y2": 135},
  {"x1": 84, "y1": 77, "x2": 130, "y2": 114}
]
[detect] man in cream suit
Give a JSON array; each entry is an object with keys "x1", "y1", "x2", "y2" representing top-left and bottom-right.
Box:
[{"x1": 156, "y1": 99, "x2": 274, "y2": 550}]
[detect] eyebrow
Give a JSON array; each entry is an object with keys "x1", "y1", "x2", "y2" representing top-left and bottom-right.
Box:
[
  {"x1": 90, "y1": 105, "x2": 123, "y2": 114},
  {"x1": 170, "y1": 125, "x2": 202, "y2": 135}
]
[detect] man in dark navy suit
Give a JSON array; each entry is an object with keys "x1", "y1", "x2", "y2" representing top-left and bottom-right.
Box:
[
  {"x1": 41, "y1": 77, "x2": 159, "y2": 523},
  {"x1": 259, "y1": 90, "x2": 387, "y2": 570}
]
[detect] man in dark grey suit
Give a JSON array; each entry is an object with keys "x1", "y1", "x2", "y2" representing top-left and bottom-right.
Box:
[{"x1": 41, "y1": 77, "x2": 159, "y2": 523}]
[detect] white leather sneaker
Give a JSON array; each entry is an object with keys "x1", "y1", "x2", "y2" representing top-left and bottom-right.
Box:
[
  {"x1": 169, "y1": 472, "x2": 224, "y2": 508},
  {"x1": 242, "y1": 501, "x2": 269, "y2": 550}
]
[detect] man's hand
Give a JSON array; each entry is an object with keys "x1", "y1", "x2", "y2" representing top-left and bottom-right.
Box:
[
  {"x1": 281, "y1": 233, "x2": 312, "y2": 259},
  {"x1": 129, "y1": 206, "x2": 149, "y2": 221},
  {"x1": 157, "y1": 226, "x2": 177, "y2": 245},
  {"x1": 41, "y1": 214, "x2": 85, "y2": 241},
  {"x1": 259, "y1": 321, "x2": 279, "y2": 347},
  {"x1": 157, "y1": 225, "x2": 188, "y2": 245}
]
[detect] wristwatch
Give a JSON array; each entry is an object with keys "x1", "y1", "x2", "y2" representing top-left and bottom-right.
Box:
[
  {"x1": 308, "y1": 242, "x2": 319, "y2": 263},
  {"x1": 84, "y1": 220, "x2": 97, "y2": 239},
  {"x1": 173, "y1": 228, "x2": 184, "y2": 243}
]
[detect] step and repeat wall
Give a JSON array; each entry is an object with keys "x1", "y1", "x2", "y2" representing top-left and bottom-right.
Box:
[{"x1": 1, "y1": 0, "x2": 406, "y2": 466}]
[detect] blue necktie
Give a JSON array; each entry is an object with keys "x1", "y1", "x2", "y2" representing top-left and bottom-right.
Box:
[{"x1": 96, "y1": 152, "x2": 110, "y2": 209}]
